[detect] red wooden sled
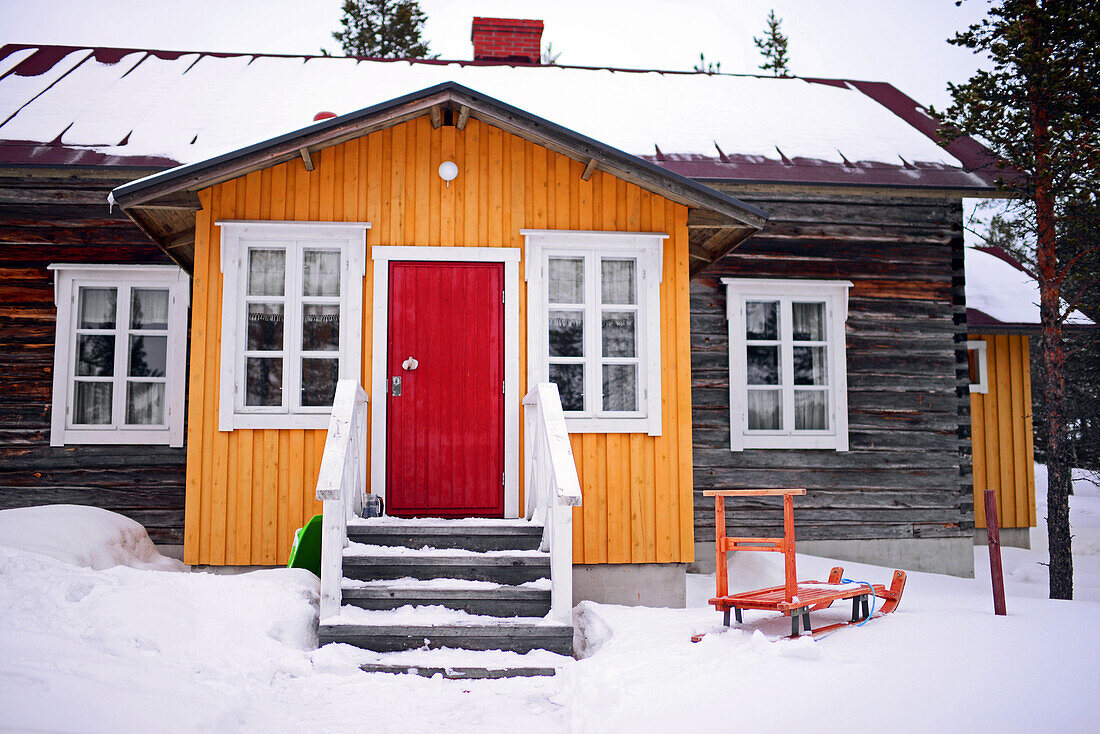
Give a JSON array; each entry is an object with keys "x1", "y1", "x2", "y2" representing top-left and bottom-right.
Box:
[{"x1": 705, "y1": 489, "x2": 907, "y2": 637}]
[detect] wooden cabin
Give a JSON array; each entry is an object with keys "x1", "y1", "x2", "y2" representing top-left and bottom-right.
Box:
[{"x1": 0, "y1": 28, "x2": 1010, "y2": 594}]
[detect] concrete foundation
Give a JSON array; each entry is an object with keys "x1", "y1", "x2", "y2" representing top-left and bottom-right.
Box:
[
  {"x1": 974, "y1": 527, "x2": 1032, "y2": 550},
  {"x1": 573, "y1": 563, "x2": 687, "y2": 608},
  {"x1": 691, "y1": 536, "x2": 976, "y2": 578},
  {"x1": 155, "y1": 544, "x2": 184, "y2": 561}
]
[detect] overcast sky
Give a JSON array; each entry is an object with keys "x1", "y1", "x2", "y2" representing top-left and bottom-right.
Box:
[{"x1": 1, "y1": 0, "x2": 992, "y2": 111}]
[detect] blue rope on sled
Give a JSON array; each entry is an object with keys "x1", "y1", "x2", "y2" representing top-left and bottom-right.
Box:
[{"x1": 841, "y1": 578, "x2": 876, "y2": 626}]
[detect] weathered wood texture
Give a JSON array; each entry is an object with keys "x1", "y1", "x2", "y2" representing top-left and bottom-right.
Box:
[
  {"x1": 692, "y1": 190, "x2": 973, "y2": 542},
  {"x1": 0, "y1": 171, "x2": 186, "y2": 544},
  {"x1": 970, "y1": 334, "x2": 1035, "y2": 528},
  {"x1": 188, "y1": 116, "x2": 695, "y2": 566}
]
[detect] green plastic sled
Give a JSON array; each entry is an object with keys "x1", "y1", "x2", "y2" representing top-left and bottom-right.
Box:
[{"x1": 287, "y1": 513, "x2": 323, "y2": 578}]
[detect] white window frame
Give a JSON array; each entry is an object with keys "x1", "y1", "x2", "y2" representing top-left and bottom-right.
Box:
[
  {"x1": 967, "y1": 340, "x2": 989, "y2": 394},
  {"x1": 723, "y1": 278, "x2": 853, "y2": 451},
  {"x1": 523, "y1": 230, "x2": 666, "y2": 436},
  {"x1": 49, "y1": 264, "x2": 190, "y2": 447},
  {"x1": 368, "y1": 246, "x2": 522, "y2": 518},
  {"x1": 217, "y1": 221, "x2": 368, "y2": 431}
]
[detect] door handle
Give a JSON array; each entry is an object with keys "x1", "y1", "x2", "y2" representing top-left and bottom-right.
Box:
[
  {"x1": 391, "y1": 375, "x2": 402, "y2": 396},
  {"x1": 402, "y1": 356, "x2": 418, "y2": 370}
]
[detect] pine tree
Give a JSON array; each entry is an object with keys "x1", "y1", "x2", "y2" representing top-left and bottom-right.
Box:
[
  {"x1": 332, "y1": 0, "x2": 436, "y2": 59},
  {"x1": 935, "y1": 0, "x2": 1100, "y2": 600},
  {"x1": 753, "y1": 10, "x2": 791, "y2": 76}
]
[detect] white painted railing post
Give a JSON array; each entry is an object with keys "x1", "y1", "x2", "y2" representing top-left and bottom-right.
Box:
[
  {"x1": 316, "y1": 379, "x2": 369, "y2": 622},
  {"x1": 523, "y1": 383, "x2": 582, "y2": 623}
]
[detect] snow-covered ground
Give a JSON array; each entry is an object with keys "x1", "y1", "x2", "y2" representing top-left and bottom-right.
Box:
[{"x1": 2, "y1": 471, "x2": 1099, "y2": 734}]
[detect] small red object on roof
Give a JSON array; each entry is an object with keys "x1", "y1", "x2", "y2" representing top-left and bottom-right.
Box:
[{"x1": 313, "y1": 111, "x2": 337, "y2": 121}]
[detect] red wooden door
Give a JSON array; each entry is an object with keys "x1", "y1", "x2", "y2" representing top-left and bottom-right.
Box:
[{"x1": 386, "y1": 261, "x2": 504, "y2": 517}]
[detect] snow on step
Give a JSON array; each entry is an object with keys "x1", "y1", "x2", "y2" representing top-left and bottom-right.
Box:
[
  {"x1": 328, "y1": 603, "x2": 563, "y2": 627},
  {"x1": 342, "y1": 576, "x2": 551, "y2": 591},
  {"x1": 348, "y1": 516, "x2": 536, "y2": 528},
  {"x1": 344, "y1": 541, "x2": 546, "y2": 557},
  {"x1": 357, "y1": 646, "x2": 571, "y2": 679}
]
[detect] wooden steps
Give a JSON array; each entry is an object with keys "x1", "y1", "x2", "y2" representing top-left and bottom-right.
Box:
[
  {"x1": 342, "y1": 582, "x2": 551, "y2": 617},
  {"x1": 319, "y1": 519, "x2": 573, "y2": 672},
  {"x1": 319, "y1": 620, "x2": 573, "y2": 654},
  {"x1": 347, "y1": 522, "x2": 543, "y2": 552}
]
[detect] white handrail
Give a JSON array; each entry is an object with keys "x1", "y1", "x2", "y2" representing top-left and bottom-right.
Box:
[
  {"x1": 523, "y1": 382, "x2": 582, "y2": 622},
  {"x1": 315, "y1": 379, "x2": 369, "y2": 621}
]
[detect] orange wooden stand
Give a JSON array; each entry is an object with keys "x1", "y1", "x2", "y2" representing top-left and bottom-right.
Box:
[{"x1": 705, "y1": 489, "x2": 906, "y2": 636}]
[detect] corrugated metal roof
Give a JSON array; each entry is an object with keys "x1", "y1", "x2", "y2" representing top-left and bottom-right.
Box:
[{"x1": 0, "y1": 44, "x2": 998, "y2": 190}]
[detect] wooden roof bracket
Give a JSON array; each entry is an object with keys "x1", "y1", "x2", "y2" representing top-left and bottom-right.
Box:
[
  {"x1": 299, "y1": 147, "x2": 314, "y2": 171},
  {"x1": 581, "y1": 158, "x2": 598, "y2": 181},
  {"x1": 428, "y1": 105, "x2": 442, "y2": 129},
  {"x1": 456, "y1": 105, "x2": 470, "y2": 130}
]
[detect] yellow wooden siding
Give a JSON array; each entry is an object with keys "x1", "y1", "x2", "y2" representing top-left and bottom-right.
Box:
[
  {"x1": 184, "y1": 116, "x2": 695, "y2": 566},
  {"x1": 970, "y1": 334, "x2": 1036, "y2": 528}
]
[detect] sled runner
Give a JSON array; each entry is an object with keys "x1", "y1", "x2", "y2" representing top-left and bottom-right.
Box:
[{"x1": 705, "y1": 489, "x2": 906, "y2": 637}]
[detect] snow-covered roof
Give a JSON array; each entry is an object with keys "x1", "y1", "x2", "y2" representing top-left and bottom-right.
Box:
[
  {"x1": 965, "y1": 247, "x2": 1094, "y2": 328},
  {"x1": 0, "y1": 45, "x2": 997, "y2": 190}
]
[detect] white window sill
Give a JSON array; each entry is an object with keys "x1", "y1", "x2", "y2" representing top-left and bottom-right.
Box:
[
  {"x1": 565, "y1": 416, "x2": 659, "y2": 435},
  {"x1": 737, "y1": 433, "x2": 846, "y2": 451},
  {"x1": 221, "y1": 412, "x2": 333, "y2": 431}
]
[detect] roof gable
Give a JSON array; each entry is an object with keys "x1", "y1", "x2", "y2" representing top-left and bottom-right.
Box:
[{"x1": 109, "y1": 82, "x2": 767, "y2": 273}]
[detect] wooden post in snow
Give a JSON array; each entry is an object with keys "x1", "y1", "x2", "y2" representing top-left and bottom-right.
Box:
[{"x1": 984, "y1": 489, "x2": 1007, "y2": 616}]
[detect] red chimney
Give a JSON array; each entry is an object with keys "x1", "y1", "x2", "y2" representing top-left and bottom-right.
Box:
[{"x1": 471, "y1": 17, "x2": 544, "y2": 64}]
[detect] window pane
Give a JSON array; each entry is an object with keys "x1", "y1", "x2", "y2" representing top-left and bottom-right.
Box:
[
  {"x1": 793, "y1": 302, "x2": 826, "y2": 341},
  {"x1": 603, "y1": 364, "x2": 637, "y2": 411},
  {"x1": 967, "y1": 349, "x2": 981, "y2": 383},
  {"x1": 302, "y1": 304, "x2": 340, "y2": 352},
  {"x1": 131, "y1": 289, "x2": 169, "y2": 330},
  {"x1": 601, "y1": 259, "x2": 636, "y2": 305},
  {"x1": 549, "y1": 310, "x2": 584, "y2": 357},
  {"x1": 795, "y1": 390, "x2": 829, "y2": 430},
  {"x1": 745, "y1": 301, "x2": 777, "y2": 341},
  {"x1": 247, "y1": 304, "x2": 284, "y2": 351},
  {"x1": 548, "y1": 363, "x2": 584, "y2": 411},
  {"x1": 245, "y1": 357, "x2": 282, "y2": 406},
  {"x1": 793, "y1": 346, "x2": 828, "y2": 386},
  {"x1": 548, "y1": 258, "x2": 584, "y2": 304},
  {"x1": 747, "y1": 390, "x2": 781, "y2": 430},
  {"x1": 601, "y1": 311, "x2": 636, "y2": 358},
  {"x1": 126, "y1": 382, "x2": 165, "y2": 425},
  {"x1": 129, "y1": 335, "x2": 166, "y2": 377},
  {"x1": 746, "y1": 345, "x2": 780, "y2": 385},
  {"x1": 301, "y1": 358, "x2": 339, "y2": 406},
  {"x1": 74, "y1": 382, "x2": 112, "y2": 424},
  {"x1": 76, "y1": 335, "x2": 115, "y2": 376},
  {"x1": 78, "y1": 287, "x2": 117, "y2": 329},
  {"x1": 248, "y1": 249, "x2": 286, "y2": 296},
  {"x1": 303, "y1": 250, "x2": 341, "y2": 297}
]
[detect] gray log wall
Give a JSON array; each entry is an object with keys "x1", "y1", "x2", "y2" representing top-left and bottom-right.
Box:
[{"x1": 691, "y1": 189, "x2": 973, "y2": 544}]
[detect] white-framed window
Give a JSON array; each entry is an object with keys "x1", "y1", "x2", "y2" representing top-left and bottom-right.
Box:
[
  {"x1": 723, "y1": 278, "x2": 853, "y2": 451},
  {"x1": 49, "y1": 264, "x2": 189, "y2": 447},
  {"x1": 523, "y1": 230, "x2": 665, "y2": 435},
  {"x1": 217, "y1": 221, "x2": 368, "y2": 430},
  {"x1": 967, "y1": 340, "x2": 989, "y2": 394}
]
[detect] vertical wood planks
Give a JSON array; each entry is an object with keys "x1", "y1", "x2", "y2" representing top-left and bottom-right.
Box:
[
  {"x1": 187, "y1": 115, "x2": 695, "y2": 565},
  {"x1": 969, "y1": 334, "x2": 1036, "y2": 529}
]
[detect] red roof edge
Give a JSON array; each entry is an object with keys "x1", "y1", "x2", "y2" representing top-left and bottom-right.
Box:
[{"x1": 837, "y1": 79, "x2": 1005, "y2": 186}]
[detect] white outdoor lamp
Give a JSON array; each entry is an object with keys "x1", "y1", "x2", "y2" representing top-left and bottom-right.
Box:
[{"x1": 438, "y1": 160, "x2": 458, "y2": 187}]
